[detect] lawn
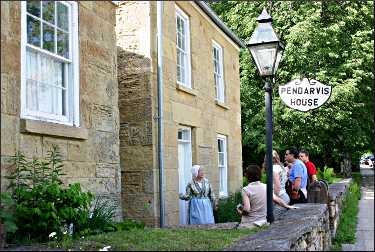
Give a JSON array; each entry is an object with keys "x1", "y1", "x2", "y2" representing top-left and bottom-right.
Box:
[
  {"x1": 51, "y1": 226, "x2": 264, "y2": 251},
  {"x1": 331, "y1": 172, "x2": 361, "y2": 250}
]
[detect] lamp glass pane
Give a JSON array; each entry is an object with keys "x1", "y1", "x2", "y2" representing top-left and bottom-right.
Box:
[
  {"x1": 248, "y1": 22, "x2": 279, "y2": 44},
  {"x1": 273, "y1": 48, "x2": 283, "y2": 75},
  {"x1": 250, "y1": 43, "x2": 277, "y2": 76}
]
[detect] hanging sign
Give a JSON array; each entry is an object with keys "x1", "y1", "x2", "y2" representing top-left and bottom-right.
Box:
[{"x1": 278, "y1": 78, "x2": 331, "y2": 112}]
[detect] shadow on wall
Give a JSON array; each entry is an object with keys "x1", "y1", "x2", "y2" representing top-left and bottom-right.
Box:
[{"x1": 117, "y1": 47, "x2": 158, "y2": 226}]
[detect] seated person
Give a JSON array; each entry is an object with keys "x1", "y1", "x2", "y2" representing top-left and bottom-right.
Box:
[{"x1": 237, "y1": 164, "x2": 297, "y2": 228}]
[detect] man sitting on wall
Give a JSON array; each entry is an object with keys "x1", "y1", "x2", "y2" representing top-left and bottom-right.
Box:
[{"x1": 285, "y1": 148, "x2": 308, "y2": 204}]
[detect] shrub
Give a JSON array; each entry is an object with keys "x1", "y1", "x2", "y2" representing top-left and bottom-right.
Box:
[
  {"x1": 216, "y1": 191, "x2": 242, "y2": 223},
  {"x1": 0, "y1": 192, "x2": 17, "y2": 235},
  {"x1": 6, "y1": 146, "x2": 93, "y2": 242},
  {"x1": 115, "y1": 219, "x2": 145, "y2": 231},
  {"x1": 317, "y1": 166, "x2": 335, "y2": 184},
  {"x1": 79, "y1": 196, "x2": 117, "y2": 236}
]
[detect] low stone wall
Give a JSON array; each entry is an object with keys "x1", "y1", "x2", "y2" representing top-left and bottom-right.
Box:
[
  {"x1": 327, "y1": 178, "x2": 352, "y2": 237},
  {"x1": 225, "y1": 204, "x2": 331, "y2": 251},
  {"x1": 166, "y1": 179, "x2": 352, "y2": 251}
]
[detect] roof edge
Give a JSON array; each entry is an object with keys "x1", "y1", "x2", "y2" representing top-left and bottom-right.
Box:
[{"x1": 194, "y1": 1, "x2": 246, "y2": 49}]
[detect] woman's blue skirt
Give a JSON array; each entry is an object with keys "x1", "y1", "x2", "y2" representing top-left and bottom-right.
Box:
[{"x1": 189, "y1": 197, "x2": 215, "y2": 224}]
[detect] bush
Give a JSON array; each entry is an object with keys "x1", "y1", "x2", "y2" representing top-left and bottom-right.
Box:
[
  {"x1": 115, "y1": 219, "x2": 145, "y2": 231},
  {"x1": 216, "y1": 191, "x2": 242, "y2": 223},
  {"x1": 79, "y1": 196, "x2": 117, "y2": 236},
  {"x1": 6, "y1": 147, "x2": 93, "y2": 242},
  {"x1": 0, "y1": 192, "x2": 17, "y2": 235},
  {"x1": 317, "y1": 166, "x2": 335, "y2": 184}
]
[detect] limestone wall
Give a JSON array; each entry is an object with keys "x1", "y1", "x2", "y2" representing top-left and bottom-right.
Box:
[
  {"x1": 116, "y1": 1, "x2": 159, "y2": 226},
  {"x1": 155, "y1": 1, "x2": 242, "y2": 226},
  {"x1": 1, "y1": 2, "x2": 122, "y2": 219},
  {"x1": 116, "y1": 1, "x2": 243, "y2": 226}
]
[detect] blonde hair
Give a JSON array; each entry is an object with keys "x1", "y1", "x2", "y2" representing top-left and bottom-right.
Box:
[
  {"x1": 263, "y1": 150, "x2": 283, "y2": 169},
  {"x1": 272, "y1": 150, "x2": 282, "y2": 166}
]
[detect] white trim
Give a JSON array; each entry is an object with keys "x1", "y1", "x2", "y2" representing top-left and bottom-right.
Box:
[
  {"x1": 175, "y1": 5, "x2": 191, "y2": 89},
  {"x1": 217, "y1": 134, "x2": 228, "y2": 197},
  {"x1": 212, "y1": 40, "x2": 225, "y2": 103},
  {"x1": 71, "y1": 2, "x2": 79, "y2": 127},
  {"x1": 20, "y1": 1, "x2": 79, "y2": 126},
  {"x1": 21, "y1": 1, "x2": 27, "y2": 120}
]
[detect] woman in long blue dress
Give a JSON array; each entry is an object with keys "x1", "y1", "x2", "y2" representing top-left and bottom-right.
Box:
[{"x1": 179, "y1": 165, "x2": 216, "y2": 224}]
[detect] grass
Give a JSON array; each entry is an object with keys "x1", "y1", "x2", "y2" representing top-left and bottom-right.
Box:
[
  {"x1": 50, "y1": 226, "x2": 265, "y2": 251},
  {"x1": 331, "y1": 172, "x2": 361, "y2": 250}
]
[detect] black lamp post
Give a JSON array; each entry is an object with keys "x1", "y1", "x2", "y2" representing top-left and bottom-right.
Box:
[{"x1": 246, "y1": 8, "x2": 284, "y2": 224}]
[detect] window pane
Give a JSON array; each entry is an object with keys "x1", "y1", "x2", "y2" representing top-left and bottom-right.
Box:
[
  {"x1": 26, "y1": 50, "x2": 38, "y2": 112},
  {"x1": 57, "y1": 2, "x2": 69, "y2": 31},
  {"x1": 43, "y1": 23, "x2": 55, "y2": 53},
  {"x1": 26, "y1": 50, "x2": 65, "y2": 116},
  {"x1": 218, "y1": 139, "x2": 223, "y2": 152},
  {"x1": 180, "y1": 34, "x2": 185, "y2": 51},
  {"x1": 219, "y1": 153, "x2": 224, "y2": 166},
  {"x1": 27, "y1": 15, "x2": 41, "y2": 47},
  {"x1": 179, "y1": 18, "x2": 185, "y2": 34},
  {"x1": 178, "y1": 130, "x2": 182, "y2": 140},
  {"x1": 177, "y1": 65, "x2": 181, "y2": 82},
  {"x1": 62, "y1": 89, "x2": 66, "y2": 116},
  {"x1": 42, "y1": 1, "x2": 55, "y2": 24},
  {"x1": 219, "y1": 167, "x2": 224, "y2": 190},
  {"x1": 27, "y1": 1, "x2": 40, "y2": 17},
  {"x1": 57, "y1": 30, "x2": 69, "y2": 58}
]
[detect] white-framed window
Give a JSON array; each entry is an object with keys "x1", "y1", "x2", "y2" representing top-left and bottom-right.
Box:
[
  {"x1": 21, "y1": 1, "x2": 79, "y2": 126},
  {"x1": 217, "y1": 134, "x2": 228, "y2": 197},
  {"x1": 212, "y1": 41, "x2": 225, "y2": 103},
  {"x1": 175, "y1": 5, "x2": 191, "y2": 88}
]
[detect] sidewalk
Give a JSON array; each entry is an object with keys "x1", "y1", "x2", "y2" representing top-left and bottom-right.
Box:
[{"x1": 343, "y1": 166, "x2": 374, "y2": 251}]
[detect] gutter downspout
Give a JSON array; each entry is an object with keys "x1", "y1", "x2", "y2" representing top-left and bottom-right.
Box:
[{"x1": 156, "y1": 1, "x2": 165, "y2": 228}]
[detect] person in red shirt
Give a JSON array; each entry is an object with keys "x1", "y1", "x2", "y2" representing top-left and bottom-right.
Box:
[{"x1": 299, "y1": 150, "x2": 317, "y2": 186}]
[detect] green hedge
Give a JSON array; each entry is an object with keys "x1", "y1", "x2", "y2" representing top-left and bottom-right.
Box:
[{"x1": 216, "y1": 191, "x2": 242, "y2": 223}]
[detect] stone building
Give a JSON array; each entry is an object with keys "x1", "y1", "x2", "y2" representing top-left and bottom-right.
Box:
[
  {"x1": 1, "y1": 1, "x2": 122, "y2": 218},
  {"x1": 116, "y1": 1, "x2": 245, "y2": 226}
]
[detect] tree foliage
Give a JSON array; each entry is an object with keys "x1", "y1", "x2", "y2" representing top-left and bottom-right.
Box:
[{"x1": 209, "y1": 0, "x2": 374, "y2": 169}]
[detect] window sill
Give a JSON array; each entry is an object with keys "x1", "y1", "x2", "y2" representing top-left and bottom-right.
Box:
[
  {"x1": 20, "y1": 119, "x2": 88, "y2": 140},
  {"x1": 176, "y1": 84, "x2": 197, "y2": 96},
  {"x1": 215, "y1": 100, "x2": 230, "y2": 110}
]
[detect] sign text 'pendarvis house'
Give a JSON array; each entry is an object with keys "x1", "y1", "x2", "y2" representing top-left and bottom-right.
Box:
[{"x1": 278, "y1": 78, "x2": 332, "y2": 112}]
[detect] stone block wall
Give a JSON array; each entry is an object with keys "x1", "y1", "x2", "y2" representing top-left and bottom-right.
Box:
[
  {"x1": 224, "y1": 179, "x2": 352, "y2": 251},
  {"x1": 116, "y1": 1, "x2": 243, "y2": 226},
  {"x1": 328, "y1": 178, "x2": 352, "y2": 237},
  {"x1": 116, "y1": 1, "x2": 159, "y2": 226},
  {"x1": 155, "y1": 1, "x2": 243, "y2": 225},
  {"x1": 1, "y1": 2, "x2": 122, "y2": 219}
]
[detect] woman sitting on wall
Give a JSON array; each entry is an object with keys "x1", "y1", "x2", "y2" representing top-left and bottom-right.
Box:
[
  {"x1": 237, "y1": 164, "x2": 297, "y2": 228},
  {"x1": 179, "y1": 165, "x2": 217, "y2": 225}
]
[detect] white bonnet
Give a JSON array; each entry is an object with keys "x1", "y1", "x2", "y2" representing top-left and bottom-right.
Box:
[{"x1": 191, "y1": 165, "x2": 201, "y2": 177}]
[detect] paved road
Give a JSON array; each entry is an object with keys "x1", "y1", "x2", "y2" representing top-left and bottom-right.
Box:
[{"x1": 343, "y1": 166, "x2": 374, "y2": 251}]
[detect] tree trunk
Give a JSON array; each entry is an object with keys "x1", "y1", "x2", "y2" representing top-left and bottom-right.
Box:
[{"x1": 341, "y1": 152, "x2": 352, "y2": 178}]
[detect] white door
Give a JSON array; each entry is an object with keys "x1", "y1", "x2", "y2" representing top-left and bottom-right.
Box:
[{"x1": 178, "y1": 127, "x2": 192, "y2": 224}]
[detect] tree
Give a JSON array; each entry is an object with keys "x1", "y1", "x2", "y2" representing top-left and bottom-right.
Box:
[{"x1": 209, "y1": 0, "x2": 374, "y2": 170}]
